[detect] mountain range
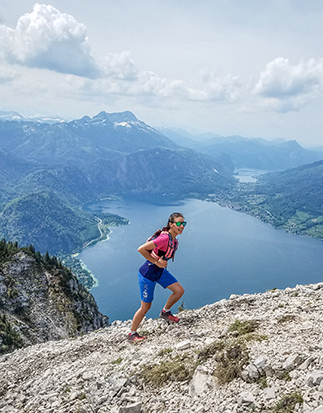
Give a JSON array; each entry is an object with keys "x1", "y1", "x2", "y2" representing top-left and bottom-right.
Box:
[
  {"x1": 159, "y1": 127, "x2": 323, "y2": 171},
  {"x1": 1, "y1": 110, "x2": 323, "y2": 255},
  {"x1": 0, "y1": 111, "x2": 235, "y2": 255}
]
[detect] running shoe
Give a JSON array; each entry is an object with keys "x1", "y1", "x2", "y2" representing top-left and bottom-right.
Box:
[
  {"x1": 128, "y1": 332, "x2": 147, "y2": 342},
  {"x1": 159, "y1": 310, "x2": 180, "y2": 323}
]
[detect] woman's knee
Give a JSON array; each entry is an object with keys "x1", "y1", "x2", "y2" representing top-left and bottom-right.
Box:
[
  {"x1": 141, "y1": 301, "x2": 152, "y2": 313},
  {"x1": 173, "y1": 284, "x2": 185, "y2": 298},
  {"x1": 178, "y1": 285, "x2": 185, "y2": 297}
]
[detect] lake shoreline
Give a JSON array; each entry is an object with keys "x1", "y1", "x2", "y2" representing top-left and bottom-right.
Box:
[
  {"x1": 75, "y1": 192, "x2": 323, "y2": 295},
  {"x1": 78, "y1": 198, "x2": 323, "y2": 322}
]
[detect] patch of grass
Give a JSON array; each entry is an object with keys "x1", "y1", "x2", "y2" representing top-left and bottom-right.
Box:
[
  {"x1": 275, "y1": 369, "x2": 292, "y2": 381},
  {"x1": 197, "y1": 338, "x2": 250, "y2": 384},
  {"x1": 257, "y1": 376, "x2": 268, "y2": 389},
  {"x1": 273, "y1": 393, "x2": 303, "y2": 413},
  {"x1": 178, "y1": 300, "x2": 185, "y2": 312},
  {"x1": 214, "y1": 342, "x2": 249, "y2": 385},
  {"x1": 77, "y1": 393, "x2": 86, "y2": 400},
  {"x1": 197, "y1": 339, "x2": 226, "y2": 362},
  {"x1": 237, "y1": 333, "x2": 268, "y2": 344},
  {"x1": 283, "y1": 372, "x2": 292, "y2": 382},
  {"x1": 139, "y1": 354, "x2": 196, "y2": 387},
  {"x1": 196, "y1": 320, "x2": 267, "y2": 385},
  {"x1": 112, "y1": 357, "x2": 123, "y2": 364},
  {"x1": 158, "y1": 348, "x2": 173, "y2": 357},
  {"x1": 228, "y1": 319, "x2": 258, "y2": 336},
  {"x1": 277, "y1": 314, "x2": 297, "y2": 324}
]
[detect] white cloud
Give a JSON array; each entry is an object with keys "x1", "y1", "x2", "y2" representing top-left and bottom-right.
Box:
[
  {"x1": 0, "y1": 3, "x2": 99, "y2": 78},
  {"x1": 187, "y1": 71, "x2": 241, "y2": 102},
  {"x1": 0, "y1": 65, "x2": 18, "y2": 84},
  {"x1": 99, "y1": 51, "x2": 139, "y2": 81},
  {"x1": 0, "y1": 3, "x2": 243, "y2": 106},
  {"x1": 253, "y1": 57, "x2": 323, "y2": 112},
  {"x1": 128, "y1": 71, "x2": 185, "y2": 98},
  {"x1": 67, "y1": 68, "x2": 242, "y2": 107}
]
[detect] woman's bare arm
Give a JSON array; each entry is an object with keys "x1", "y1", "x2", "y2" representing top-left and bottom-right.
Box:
[{"x1": 138, "y1": 241, "x2": 167, "y2": 268}]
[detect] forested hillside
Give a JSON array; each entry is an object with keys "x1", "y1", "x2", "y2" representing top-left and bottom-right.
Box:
[
  {"x1": 0, "y1": 191, "x2": 128, "y2": 256},
  {"x1": 222, "y1": 161, "x2": 323, "y2": 239}
]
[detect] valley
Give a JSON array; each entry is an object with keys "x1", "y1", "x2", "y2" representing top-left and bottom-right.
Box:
[{"x1": 1, "y1": 111, "x2": 323, "y2": 291}]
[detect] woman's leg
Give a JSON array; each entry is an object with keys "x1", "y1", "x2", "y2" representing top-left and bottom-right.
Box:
[
  {"x1": 164, "y1": 282, "x2": 185, "y2": 310},
  {"x1": 131, "y1": 300, "x2": 151, "y2": 332}
]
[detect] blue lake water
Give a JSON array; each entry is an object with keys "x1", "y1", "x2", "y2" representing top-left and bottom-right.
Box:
[
  {"x1": 235, "y1": 168, "x2": 270, "y2": 183},
  {"x1": 79, "y1": 198, "x2": 323, "y2": 322}
]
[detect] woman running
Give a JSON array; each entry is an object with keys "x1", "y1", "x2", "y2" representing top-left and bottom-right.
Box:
[{"x1": 128, "y1": 212, "x2": 186, "y2": 342}]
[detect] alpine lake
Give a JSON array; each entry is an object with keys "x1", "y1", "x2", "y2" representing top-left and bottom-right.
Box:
[{"x1": 79, "y1": 171, "x2": 323, "y2": 322}]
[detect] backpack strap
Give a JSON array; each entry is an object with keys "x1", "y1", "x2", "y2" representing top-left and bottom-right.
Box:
[{"x1": 147, "y1": 230, "x2": 178, "y2": 262}]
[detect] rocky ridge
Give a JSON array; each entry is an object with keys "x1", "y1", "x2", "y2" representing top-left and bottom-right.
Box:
[
  {"x1": 0, "y1": 247, "x2": 109, "y2": 353},
  {"x1": 2, "y1": 282, "x2": 323, "y2": 413}
]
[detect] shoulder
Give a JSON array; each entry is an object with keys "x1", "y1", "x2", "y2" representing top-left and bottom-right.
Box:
[
  {"x1": 153, "y1": 232, "x2": 169, "y2": 246},
  {"x1": 154, "y1": 232, "x2": 169, "y2": 242}
]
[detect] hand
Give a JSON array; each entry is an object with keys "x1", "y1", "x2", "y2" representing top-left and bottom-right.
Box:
[{"x1": 156, "y1": 257, "x2": 167, "y2": 268}]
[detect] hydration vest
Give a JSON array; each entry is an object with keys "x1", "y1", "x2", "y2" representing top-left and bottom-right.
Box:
[{"x1": 147, "y1": 231, "x2": 178, "y2": 262}]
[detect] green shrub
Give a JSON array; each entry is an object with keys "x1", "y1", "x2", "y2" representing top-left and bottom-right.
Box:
[
  {"x1": 140, "y1": 354, "x2": 195, "y2": 387},
  {"x1": 273, "y1": 393, "x2": 303, "y2": 413},
  {"x1": 178, "y1": 300, "x2": 185, "y2": 312},
  {"x1": 157, "y1": 348, "x2": 173, "y2": 357},
  {"x1": 197, "y1": 339, "x2": 226, "y2": 362},
  {"x1": 228, "y1": 319, "x2": 258, "y2": 336},
  {"x1": 257, "y1": 376, "x2": 268, "y2": 389},
  {"x1": 197, "y1": 319, "x2": 267, "y2": 385},
  {"x1": 0, "y1": 314, "x2": 24, "y2": 354},
  {"x1": 214, "y1": 342, "x2": 249, "y2": 384}
]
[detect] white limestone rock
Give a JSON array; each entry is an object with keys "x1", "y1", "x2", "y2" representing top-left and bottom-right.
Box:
[
  {"x1": 119, "y1": 402, "x2": 142, "y2": 413},
  {"x1": 3, "y1": 281, "x2": 323, "y2": 412},
  {"x1": 307, "y1": 371, "x2": 323, "y2": 387},
  {"x1": 238, "y1": 392, "x2": 255, "y2": 405},
  {"x1": 284, "y1": 354, "x2": 304, "y2": 370},
  {"x1": 188, "y1": 366, "x2": 211, "y2": 396},
  {"x1": 263, "y1": 387, "x2": 276, "y2": 400},
  {"x1": 175, "y1": 340, "x2": 191, "y2": 350}
]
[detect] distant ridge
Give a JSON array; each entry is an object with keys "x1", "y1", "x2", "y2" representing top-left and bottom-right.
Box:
[
  {"x1": 0, "y1": 110, "x2": 234, "y2": 256},
  {"x1": 0, "y1": 110, "x2": 65, "y2": 124}
]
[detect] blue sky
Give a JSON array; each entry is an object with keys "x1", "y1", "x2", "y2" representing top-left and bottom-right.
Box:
[{"x1": 1, "y1": 1, "x2": 323, "y2": 144}]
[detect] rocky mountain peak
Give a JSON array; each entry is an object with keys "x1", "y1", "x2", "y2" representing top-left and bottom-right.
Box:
[{"x1": 93, "y1": 111, "x2": 138, "y2": 124}]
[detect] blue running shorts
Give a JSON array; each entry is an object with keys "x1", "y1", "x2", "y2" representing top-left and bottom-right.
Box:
[{"x1": 138, "y1": 269, "x2": 178, "y2": 303}]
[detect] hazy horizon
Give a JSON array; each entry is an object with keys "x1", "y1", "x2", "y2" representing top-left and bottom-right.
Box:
[{"x1": 1, "y1": 1, "x2": 323, "y2": 145}]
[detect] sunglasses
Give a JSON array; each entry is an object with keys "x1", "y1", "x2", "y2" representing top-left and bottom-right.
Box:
[{"x1": 174, "y1": 221, "x2": 187, "y2": 227}]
